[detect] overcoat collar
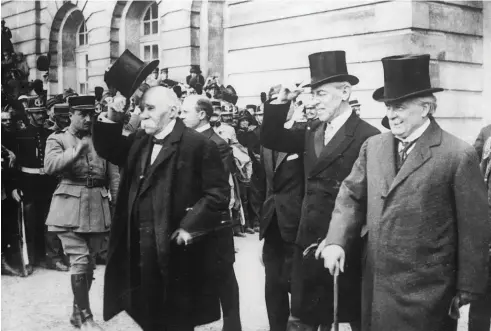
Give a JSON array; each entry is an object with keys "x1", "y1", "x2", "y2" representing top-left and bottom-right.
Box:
[
  {"x1": 308, "y1": 112, "x2": 359, "y2": 177},
  {"x1": 380, "y1": 119, "x2": 442, "y2": 198}
]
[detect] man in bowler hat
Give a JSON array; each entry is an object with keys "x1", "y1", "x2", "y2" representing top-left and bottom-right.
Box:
[
  {"x1": 260, "y1": 50, "x2": 380, "y2": 331},
  {"x1": 93, "y1": 49, "x2": 230, "y2": 331},
  {"x1": 317, "y1": 54, "x2": 490, "y2": 331}
]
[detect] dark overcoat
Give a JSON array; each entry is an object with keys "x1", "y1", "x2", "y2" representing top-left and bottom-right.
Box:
[
  {"x1": 92, "y1": 119, "x2": 230, "y2": 326},
  {"x1": 326, "y1": 120, "x2": 490, "y2": 331},
  {"x1": 260, "y1": 102, "x2": 379, "y2": 324}
]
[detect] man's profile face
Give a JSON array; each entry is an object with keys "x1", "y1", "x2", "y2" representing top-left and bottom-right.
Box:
[
  {"x1": 385, "y1": 98, "x2": 429, "y2": 139},
  {"x1": 140, "y1": 87, "x2": 177, "y2": 135},
  {"x1": 69, "y1": 109, "x2": 92, "y2": 132},
  {"x1": 311, "y1": 82, "x2": 347, "y2": 123},
  {"x1": 30, "y1": 111, "x2": 47, "y2": 126},
  {"x1": 180, "y1": 97, "x2": 203, "y2": 130}
]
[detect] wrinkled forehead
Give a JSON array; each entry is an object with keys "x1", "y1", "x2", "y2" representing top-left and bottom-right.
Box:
[{"x1": 311, "y1": 81, "x2": 346, "y2": 93}]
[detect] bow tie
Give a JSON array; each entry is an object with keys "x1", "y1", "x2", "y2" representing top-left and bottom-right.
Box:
[{"x1": 152, "y1": 137, "x2": 166, "y2": 145}]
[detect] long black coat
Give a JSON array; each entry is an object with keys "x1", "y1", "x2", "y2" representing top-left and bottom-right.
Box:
[
  {"x1": 93, "y1": 119, "x2": 230, "y2": 326},
  {"x1": 260, "y1": 102, "x2": 379, "y2": 324}
]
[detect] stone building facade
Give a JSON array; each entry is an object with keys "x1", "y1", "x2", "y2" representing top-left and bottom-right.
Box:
[{"x1": 2, "y1": 0, "x2": 490, "y2": 141}]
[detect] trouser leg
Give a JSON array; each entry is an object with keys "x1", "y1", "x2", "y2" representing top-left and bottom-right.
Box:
[
  {"x1": 469, "y1": 255, "x2": 491, "y2": 331},
  {"x1": 264, "y1": 218, "x2": 293, "y2": 331},
  {"x1": 220, "y1": 267, "x2": 242, "y2": 331},
  {"x1": 23, "y1": 201, "x2": 40, "y2": 265}
]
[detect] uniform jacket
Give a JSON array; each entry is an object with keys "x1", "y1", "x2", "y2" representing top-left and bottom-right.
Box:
[
  {"x1": 44, "y1": 127, "x2": 120, "y2": 232},
  {"x1": 92, "y1": 118, "x2": 230, "y2": 325},
  {"x1": 13, "y1": 124, "x2": 58, "y2": 201},
  {"x1": 326, "y1": 120, "x2": 490, "y2": 331},
  {"x1": 260, "y1": 102, "x2": 379, "y2": 324},
  {"x1": 258, "y1": 145, "x2": 304, "y2": 243}
]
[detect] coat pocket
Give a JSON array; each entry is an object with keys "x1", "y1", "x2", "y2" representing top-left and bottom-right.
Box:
[
  {"x1": 46, "y1": 185, "x2": 82, "y2": 228},
  {"x1": 100, "y1": 189, "x2": 112, "y2": 229}
]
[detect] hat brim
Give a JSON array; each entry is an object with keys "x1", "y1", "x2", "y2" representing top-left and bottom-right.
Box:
[
  {"x1": 372, "y1": 87, "x2": 444, "y2": 103},
  {"x1": 71, "y1": 105, "x2": 96, "y2": 111},
  {"x1": 26, "y1": 107, "x2": 47, "y2": 113},
  {"x1": 304, "y1": 74, "x2": 359, "y2": 88},
  {"x1": 128, "y1": 59, "x2": 159, "y2": 98}
]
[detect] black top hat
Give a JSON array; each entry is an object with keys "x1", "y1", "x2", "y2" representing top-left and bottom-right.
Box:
[
  {"x1": 104, "y1": 49, "x2": 159, "y2": 99},
  {"x1": 25, "y1": 96, "x2": 47, "y2": 113},
  {"x1": 304, "y1": 51, "x2": 359, "y2": 88},
  {"x1": 53, "y1": 103, "x2": 70, "y2": 116},
  {"x1": 373, "y1": 54, "x2": 443, "y2": 103},
  {"x1": 190, "y1": 65, "x2": 201, "y2": 74},
  {"x1": 69, "y1": 95, "x2": 96, "y2": 111}
]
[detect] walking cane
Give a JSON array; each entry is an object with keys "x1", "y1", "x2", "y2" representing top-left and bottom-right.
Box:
[{"x1": 332, "y1": 261, "x2": 340, "y2": 331}]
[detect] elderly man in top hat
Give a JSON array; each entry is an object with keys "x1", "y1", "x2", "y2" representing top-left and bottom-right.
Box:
[
  {"x1": 316, "y1": 54, "x2": 490, "y2": 331},
  {"x1": 260, "y1": 50, "x2": 380, "y2": 331},
  {"x1": 44, "y1": 95, "x2": 120, "y2": 331},
  {"x1": 11, "y1": 96, "x2": 69, "y2": 273},
  {"x1": 93, "y1": 50, "x2": 229, "y2": 331}
]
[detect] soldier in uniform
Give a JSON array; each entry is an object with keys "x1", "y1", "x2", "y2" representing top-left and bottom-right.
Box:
[
  {"x1": 49, "y1": 103, "x2": 71, "y2": 132},
  {"x1": 44, "y1": 95, "x2": 120, "y2": 331},
  {"x1": 11, "y1": 95, "x2": 69, "y2": 272}
]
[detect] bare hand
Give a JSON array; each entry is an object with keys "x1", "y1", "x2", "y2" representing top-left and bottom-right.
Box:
[
  {"x1": 315, "y1": 242, "x2": 345, "y2": 275},
  {"x1": 107, "y1": 92, "x2": 127, "y2": 122},
  {"x1": 270, "y1": 84, "x2": 304, "y2": 104},
  {"x1": 11, "y1": 189, "x2": 22, "y2": 202},
  {"x1": 74, "y1": 137, "x2": 90, "y2": 158},
  {"x1": 171, "y1": 229, "x2": 192, "y2": 245},
  {"x1": 6, "y1": 149, "x2": 16, "y2": 168}
]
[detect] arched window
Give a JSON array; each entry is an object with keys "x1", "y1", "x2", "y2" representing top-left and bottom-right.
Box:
[
  {"x1": 140, "y1": 2, "x2": 160, "y2": 66},
  {"x1": 78, "y1": 21, "x2": 88, "y2": 46},
  {"x1": 142, "y1": 2, "x2": 158, "y2": 36}
]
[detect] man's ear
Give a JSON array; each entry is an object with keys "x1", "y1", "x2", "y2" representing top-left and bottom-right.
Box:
[{"x1": 342, "y1": 84, "x2": 352, "y2": 102}]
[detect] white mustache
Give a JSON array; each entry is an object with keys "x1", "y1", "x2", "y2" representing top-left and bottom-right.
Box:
[{"x1": 141, "y1": 119, "x2": 156, "y2": 129}]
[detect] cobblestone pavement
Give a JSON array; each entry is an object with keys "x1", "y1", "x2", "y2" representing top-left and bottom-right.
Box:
[{"x1": 2, "y1": 234, "x2": 470, "y2": 331}]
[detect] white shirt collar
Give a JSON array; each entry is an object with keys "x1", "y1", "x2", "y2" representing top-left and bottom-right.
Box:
[
  {"x1": 327, "y1": 109, "x2": 352, "y2": 133},
  {"x1": 396, "y1": 119, "x2": 431, "y2": 143},
  {"x1": 195, "y1": 123, "x2": 211, "y2": 133},
  {"x1": 154, "y1": 119, "x2": 176, "y2": 140}
]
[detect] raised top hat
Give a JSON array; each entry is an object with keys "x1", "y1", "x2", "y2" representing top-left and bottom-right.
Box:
[
  {"x1": 104, "y1": 49, "x2": 159, "y2": 99},
  {"x1": 373, "y1": 54, "x2": 443, "y2": 102},
  {"x1": 53, "y1": 103, "x2": 70, "y2": 116},
  {"x1": 69, "y1": 95, "x2": 96, "y2": 111},
  {"x1": 304, "y1": 50, "x2": 359, "y2": 88},
  {"x1": 25, "y1": 95, "x2": 47, "y2": 113}
]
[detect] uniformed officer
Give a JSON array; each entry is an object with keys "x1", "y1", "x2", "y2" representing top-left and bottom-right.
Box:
[
  {"x1": 11, "y1": 95, "x2": 69, "y2": 272},
  {"x1": 49, "y1": 103, "x2": 71, "y2": 132},
  {"x1": 44, "y1": 95, "x2": 120, "y2": 331}
]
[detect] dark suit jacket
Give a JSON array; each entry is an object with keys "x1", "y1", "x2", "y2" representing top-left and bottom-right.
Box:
[
  {"x1": 258, "y1": 145, "x2": 304, "y2": 243},
  {"x1": 93, "y1": 118, "x2": 230, "y2": 325},
  {"x1": 260, "y1": 102, "x2": 380, "y2": 324},
  {"x1": 201, "y1": 127, "x2": 234, "y2": 176},
  {"x1": 474, "y1": 124, "x2": 491, "y2": 161},
  {"x1": 326, "y1": 120, "x2": 489, "y2": 331}
]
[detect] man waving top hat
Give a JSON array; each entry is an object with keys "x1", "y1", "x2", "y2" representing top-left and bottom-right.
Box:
[
  {"x1": 316, "y1": 54, "x2": 490, "y2": 331},
  {"x1": 260, "y1": 50, "x2": 380, "y2": 331}
]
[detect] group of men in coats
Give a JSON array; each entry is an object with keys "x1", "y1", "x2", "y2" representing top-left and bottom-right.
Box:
[{"x1": 41, "y1": 45, "x2": 490, "y2": 331}]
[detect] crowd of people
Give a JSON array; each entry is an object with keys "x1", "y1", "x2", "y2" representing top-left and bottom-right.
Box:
[{"x1": 1, "y1": 22, "x2": 490, "y2": 331}]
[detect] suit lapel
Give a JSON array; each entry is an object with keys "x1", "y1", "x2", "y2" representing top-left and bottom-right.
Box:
[
  {"x1": 139, "y1": 119, "x2": 185, "y2": 196},
  {"x1": 386, "y1": 121, "x2": 441, "y2": 196},
  {"x1": 263, "y1": 148, "x2": 274, "y2": 178},
  {"x1": 309, "y1": 113, "x2": 358, "y2": 177},
  {"x1": 378, "y1": 133, "x2": 397, "y2": 198},
  {"x1": 274, "y1": 152, "x2": 288, "y2": 171},
  {"x1": 305, "y1": 119, "x2": 322, "y2": 175}
]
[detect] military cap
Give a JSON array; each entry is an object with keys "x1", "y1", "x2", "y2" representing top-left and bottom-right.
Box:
[
  {"x1": 25, "y1": 95, "x2": 47, "y2": 113},
  {"x1": 211, "y1": 101, "x2": 221, "y2": 107},
  {"x1": 69, "y1": 95, "x2": 96, "y2": 111},
  {"x1": 53, "y1": 103, "x2": 70, "y2": 116}
]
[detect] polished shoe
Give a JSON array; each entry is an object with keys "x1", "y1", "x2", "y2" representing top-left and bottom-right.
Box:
[
  {"x1": 71, "y1": 272, "x2": 93, "y2": 328},
  {"x1": 233, "y1": 231, "x2": 246, "y2": 238},
  {"x1": 72, "y1": 273, "x2": 102, "y2": 330},
  {"x1": 1, "y1": 255, "x2": 21, "y2": 276},
  {"x1": 244, "y1": 227, "x2": 255, "y2": 234}
]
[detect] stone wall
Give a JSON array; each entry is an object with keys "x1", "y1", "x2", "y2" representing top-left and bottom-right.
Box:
[{"x1": 224, "y1": 0, "x2": 487, "y2": 142}]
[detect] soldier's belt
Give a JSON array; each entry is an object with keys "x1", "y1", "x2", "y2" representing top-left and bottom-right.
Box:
[
  {"x1": 60, "y1": 178, "x2": 107, "y2": 188},
  {"x1": 20, "y1": 167, "x2": 46, "y2": 175}
]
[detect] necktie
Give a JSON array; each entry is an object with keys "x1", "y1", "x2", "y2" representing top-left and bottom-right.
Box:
[
  {"x1": 324, "y1": 122, "x2": 334, "y2": 146},
  {"x1": 152, "y1": 137, "x2": 166, "y2": 145},
  {"x1": 397, "y1": 140, "x2": 417, "y2": 169}
]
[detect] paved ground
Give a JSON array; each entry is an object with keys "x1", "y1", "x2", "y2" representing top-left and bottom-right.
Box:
[{"x1": 2, "y1": 234, "x2": 471, "y2": 331}]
